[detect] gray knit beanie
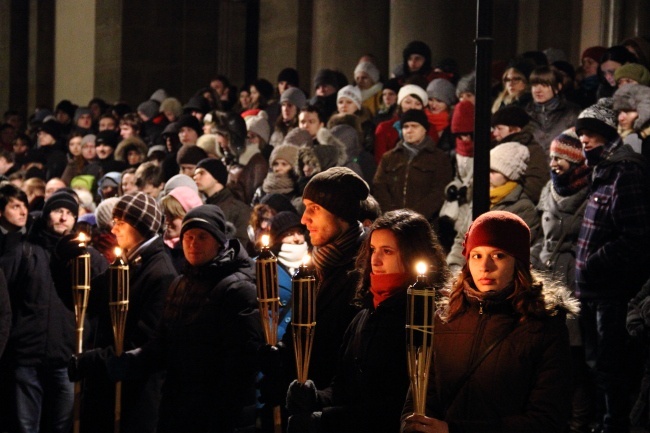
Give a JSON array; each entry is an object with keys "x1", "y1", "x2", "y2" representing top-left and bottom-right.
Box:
[{"x1": 490, "y1": 141, "x2": 530, "y2": 181}]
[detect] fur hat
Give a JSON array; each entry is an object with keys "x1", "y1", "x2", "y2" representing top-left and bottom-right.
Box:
[
  {"x1": 181, "y1": 204, "x2": 227, "y2": 246},
  {"x1": 613, "y1": 63, "x2": 650, "y2": 86},
  {"x1": 297, "y1": 145, "x2": 341, "y2": 178},
  {"x1": 283, "y1": 128, "x2": 313, "y2": 147},
  {"x1": 176, "y1": 145, "x2": 208, "y2": 166},
  {"x1": 426, "y1": 78, "x2": 457, "y2": 106},
  {"x1": 270, "y1": 144, "x2": 299, "y2": 167},
  {"x1": 113, "y1": 191, "x2": 163, "y2": 238},
  {"x1": 196, "y1": 158, "x2": 228, "y2": 186},
  {"x1": 115, "y1": 137, "x2": 148, "y2": 162},
  {"x1": 612, "y1": 84, "x2": 650, "y2": 130},
  {"x1": 95, "y1": 197, "x2": 120, "y2": 230},
  {"x1": 397, "y1": 84, "x2": 428, "y2": 106},
  {"x1": 302, "y1": 167, "x2": 369, "y2": 223},
  {"x1": 400, "y1": 110, "x2": 429, "y2": 131},
  {"x1": 354, "y1": 62, "x2": 380, "y2": 84},
  {"x1": 462, "y1": 210, "x2": 531, "y2": 265},
  {"x1": 245, "y1": 112, "x2": 271, "y2": 144},
  {"x1": 159, "y1": 97, "x2": 183, "y2": 118},
  {"x1": 456, "y1": 72, "x2": 476, "y2": 98},
  {"x1": 337, "y1": 85, "x2": 362, "y2": 111},
  {"x1": 491, "y1": 106, "x2": 530, "y2": 128},
  {"x1": 280, "y1": 88, "x2": 307, "y2": 110},
  {"x1": 550, "y1": 128, "x2": 584, "y2": 164},
  {"x1": 575, "y1": 98, "x2": 618, "y2": 142},
  {"x1": 490, "y1": 141, "x2": 530, "y2": 181}
]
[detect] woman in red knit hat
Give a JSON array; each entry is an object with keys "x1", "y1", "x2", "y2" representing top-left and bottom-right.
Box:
[{"x1": 402, "y1": 210, "x2": 578, "y2": 433}]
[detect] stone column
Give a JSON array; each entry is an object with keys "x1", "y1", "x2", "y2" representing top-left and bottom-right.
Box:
[
  {"x1": 94, "y1": 0, "x2": 123, "y2": 103},
  {"x1": 311, "y1": 0, "x2": 389, "y2": 89}
]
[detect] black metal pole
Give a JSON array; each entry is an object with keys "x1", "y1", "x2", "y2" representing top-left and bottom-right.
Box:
[{"x1": 472, "y1": 0, "x2": 493, "y2": 219}]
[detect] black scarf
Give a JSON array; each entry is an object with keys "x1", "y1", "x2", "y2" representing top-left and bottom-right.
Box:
[{"x1": 550, "y1": 163, "x2": 592, "y2": 197}]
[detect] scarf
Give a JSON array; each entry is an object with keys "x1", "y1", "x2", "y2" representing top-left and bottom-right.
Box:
[
  {"x1": 489, "y1": 181, "x2": 518, "y2": 207},
  {"x1": 463, "y1": 279, "x2": 516, "y2": 309},
  {"x1": 428, "y1": 111, "x2": 449, "y2": 136},
  {"x1": 311, "y1": 223, "x2": 363, "y2": 277},
  {"x1": 550, "y1": 163, "x2": 591, "y2": 197},
  {"x1": 583, "y1": 137, "x2": 622, "y2": 167},
  {"x1": 369, "y1": 272, "x2": 410, "y2": 309},
  {"x1": 164, "y1": 236, "x2": 179, "y2": 249},
  {"x1": 278, "y1": 242, "x2": 309, "y2": 274},
  {"x1": 360, "y1": 83, "x2": 383, "y2": 102},
  {"x1": 262, "y1": 172, "x2": 296, "y2": 195},
  {"x1": 238, "y1": 143, "x2": 261, "y2": 166}
]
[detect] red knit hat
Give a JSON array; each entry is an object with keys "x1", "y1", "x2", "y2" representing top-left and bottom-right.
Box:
[
  {"x1": 451, "y1": 100, "x2": 474, "y2": 134},
  {"x1": 581, "y1": 46, "x2": 607, "y2": 63},
  {"x1": 462, "y1": 211, "x2": 530, "y2": 265}
]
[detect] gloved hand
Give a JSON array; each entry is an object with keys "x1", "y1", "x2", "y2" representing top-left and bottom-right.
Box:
[
  {"x1": 55, "y1": 233, "x2": 88, "y2": 261},
  {"x1": 287, "y1": 412, "x2": 321, "y2": 433},
  {"x1": 286, "y1": 379, "x2": 318, "y2": 415},
  {"x1": 258, "y1": 343, "x2": 283, "y2": 376},
  {"x1": 106, "y1": 349, "x2": 137, "y2": 382},
  {"x1": 68, "y1": 348, "x2": 105, "y2": 382}
]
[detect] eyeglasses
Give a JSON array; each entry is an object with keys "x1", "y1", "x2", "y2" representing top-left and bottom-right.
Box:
[
  {"x1": 111, "y1": 219, "x2": 127, "y2": 228},
  {"x1": 503, "y1": 77, "x2": 524, "y2": 84}
]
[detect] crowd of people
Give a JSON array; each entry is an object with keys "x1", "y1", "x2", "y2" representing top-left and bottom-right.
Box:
[{"x1": 0, "y1": 36, "x2": 650, "y2": 433}]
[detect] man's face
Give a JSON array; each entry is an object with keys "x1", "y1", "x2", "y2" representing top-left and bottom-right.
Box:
[
  {"x1": 299, "y1": 112, "x2": 322, "y2": 138},
  {"x1": 300, "y1": 199, "x2": 347, "y2": 247},
  {"x1": 99, "y1": 117, "x2": 116, "y2": 131},
  {"x1": 45, "y1": 179, "x2": 66, "y2": 200},
  {"x1": 120, "y1": 124, "x2": 134, "y2": 140},
  {"x1": 0, "y1": 197, "x2": 28, "y2": 230},
  {"x1": 38, "y1": 131, "x2": 56, "y2": 146},
  {"x1": 47, "y1": 207, "x2": 76, "y2": 235},
  {"x1": 492, "y1": 124, "x2": 516, "y2": 142},
  {"x1": 81, "y1": 141, "x2": 96, "y2": 160},
  {"x1": 407, "y1": 54, "x2": 426, "y2": 73},
  {"x1": 402, "y1": 122, "x2": 427, "y2": 144},
  {"x1": 180, "y1": 164, "x2": 197, "y2": 177},
  {"x1": 193, "y1": 167, "x2": 218, "y2": 193},
  {"x1": 111, "y1": 219, "x2": 145, "y2": 251},
  {"x1": 77, "y1": 114, "x2": 92, "y2": 129},
  {"x1": 96, "y1": 144, "x2": 114, "y2": 159},
  {"x1": 315, "y1": 84, "x2": 336, "y2": 97},
  {"x1": 578, "y1": 130, "x2": 607, "y2": 152},
  {"x1": 140, "y1": 182, "x2": 163, "y2": 199},
  {"x1": 179, "y1": 127, "x2": 198, "y2": 145},
  {"x1": 182, "y1": 228, "x2": 222, "y2": 266}
]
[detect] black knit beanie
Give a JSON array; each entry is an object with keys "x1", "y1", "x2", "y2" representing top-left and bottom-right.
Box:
[
  {"x1": 491, "y1": 106, "x2": 530, "y2": 128},
  {"x1": 43, "y1": 190, "x2": 79, "y2": 218},
  {"x1": 180, "y1": 204, "x2": 228, "y2": 246},
  {"x1": 270, "y1": 211, "x2": 303, "y2": 243},
  {"x1": 401, "y1": 109, "x2": 430, "y2": 131},
  {"x1": 196, "y1": 158, "x2": 228, "y2": 186},
  {"x1": 303, "y1": 167, "x2": 369, "y2": 223}
]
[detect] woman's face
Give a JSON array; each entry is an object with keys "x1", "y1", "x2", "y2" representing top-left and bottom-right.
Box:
[
  {"x1": 249, "y1": 86, "x2": 260, "y2": 106},
  {"x1": 272, "y1": 158, "x2": 292, "y2": 176},
  {"x1": 428, "y1": 98, "x2": 448, "y2": 114},
  {"x1": 370, "y1": 229, "x2": 405, "y2": 275},
  {"x1": 68, "y1": 136, "x2": 82, "y2": 156},
  {"x1": 121, "y1": 172, "x2": 137, "y2": 194},
  {"x1": 281, "y1": 102, "x2": 297, "y2": 121},
  {"x1": 531, "y1": 83, "x2": 555, "y2": 104},
  {"x1": 302, "y1": 159, "x2": 316, "y2": 178},
  {"x1": 281, "y1": 228, "x2": 305, "y2": 245},
  {"x1": 581, "y1": 57, "x2": 599, "y2": 77},
  {"x1": 400, "y1": 95, "x2": 423, "y2": 112},
  {"x1": 549, "y1": 156, "x2": 571, "y2": 176},
  {"x1": 81, "y1": 141, "x2": 96, "y2": 160},
  {"x1": 127, "y1": 150, "x2": 142, "y2": 166},
  {"x1": 355, "y1": 71, "x2": 373, "y2": 90},
  {"x1": 240, "y1": 90, "x2": 251, "y2": 109},
  {"x1": 337, "y1": 97, "x2": 357, "y2": 115},
  {"x1": 489, "y1": 170, "x2": 508, "y2": 188},
  {"x1": 503, "y1": 68, "x2": 527, "y2": 96},
  {"x1": 382, "y1": 89, "x2": 397, "y2": 107},
  {"x1": 407, "y1": 54, "x2": 426, "y2": 73},
  {"x1": 164, "y1": 213, "x2": 183, "y2": 240},
  {"x1": 618, "y1": 110, "x2": 639, "y2": 130},
  {"x1": 182, "y1": 227, "x2": 221, "y2": 266},
  {"x1": 601, "y1": 60, "x2": 622, "y2": 87},
  {"x1": 468, "y1": 246, "x2": 516, "y2": 292}
]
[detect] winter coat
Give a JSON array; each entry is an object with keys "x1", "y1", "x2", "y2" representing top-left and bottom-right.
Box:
[
  {"x1": 499, "y1": 126, "x2": 550, "y2": 204},
  {"x1": 576, "y1": 143, "x2": 650, "y2": 300},
  {"x1": 83, "y1": 235, "x2": 177, "y2": 433},
  {"x1": 531, "y1": 181, "x2": 589, "y2": 289},
  {"x1": 231, "y1": 152, "x2": 269, "y2": 205},
  {"x1": 373, "y1": 136, "x2": 453, "y2": 224},
  {"x1": 373, "y1": 116, "x2": 439, "y2": 163},
  {"x1": 314, "y1": 291, "x2": 409, "y2": 433},
  {"x1": 35, "y1": 144, "x2": 68, "y2": 181},
  {"x1": 206, "y1": 187, "x2": 252, "y2": 250},
  {"x1": 124, "y1": 240, "x2": 263, "y2": 433},
  {"x1": 525, "y1": 98, "x2": 581, "y2": 154},
  {"x1": 401, "y1": 284, "x2": 577, "y2": 433}
]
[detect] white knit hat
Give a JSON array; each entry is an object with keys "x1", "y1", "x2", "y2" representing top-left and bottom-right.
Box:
[
  {"x1": 490, "y1": 141, "x2": 530, "y2": 181},
  {"x1": 337, "y1": 85, "x2": 362, "y2": 111},
  {"x1": 245, "y1": 112, "x2": 271, "y2": 144},
  {"x1": 354, "y1": 62, "x2": 380, "y2": 84},
  {"x1": 397, "y1": 84, "x2": 428, "y2": 106}
]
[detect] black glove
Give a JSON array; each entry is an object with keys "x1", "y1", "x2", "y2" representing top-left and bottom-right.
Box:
[
  {"x1": 106, "y1": 350, "x2": 134, "y2": 382},
  {"x1": 68, "y1": 348, "x2": 105, "y2": 382},
  {"x1": 286, "y1": 379, "x2": 318, "y2": 415},
  {"x1": 258, "y1": 343, "x2": 284, "y2": 376},
  {"x1": 287, "y1": 412, "x2": 321, "y2": 433},
  {"x1": 55, "y1": 233, "x2": 88, "y2": 262}
]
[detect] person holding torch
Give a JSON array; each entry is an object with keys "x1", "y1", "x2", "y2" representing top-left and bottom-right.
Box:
[
  {"x1": 285, "y1": 209, "x2": 449, "y2": 433},
  {"x1": 401, "y1": 211, "x2": 577, "y2": 433}
]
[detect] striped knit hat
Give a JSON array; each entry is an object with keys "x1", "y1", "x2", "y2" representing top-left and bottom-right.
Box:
[
  {"x1": 575, "y1": 98, "x2": 618, "y2": 142},
  {"x1": 550, "y1": 128, "x2": 584, "y2": 164},
  {"x1": 113, "y1": 192, "x2": 162, "y2": 238}
]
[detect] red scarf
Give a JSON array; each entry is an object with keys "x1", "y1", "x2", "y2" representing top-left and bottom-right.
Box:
[
  {"x1": 427, "y1": 111, "x2": 450, "y2": 136},
  {"x1": 369, "y1": 272, "x2": 411, "y2": 309}
]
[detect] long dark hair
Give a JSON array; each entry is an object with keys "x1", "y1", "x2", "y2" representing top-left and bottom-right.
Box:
[{"x1": 353, "y1": 209, "x2": 449, "y2": 306}]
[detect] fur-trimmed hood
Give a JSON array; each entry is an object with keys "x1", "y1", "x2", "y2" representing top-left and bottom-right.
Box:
[
  {"x1": 296, "y1": 138, "x2": 346, "y2": 177},
  {"x1": 612, "y1": 83, "x2": 650, "y2": 130},
  {"x1": 115, "y1": 136, "x2": 149, "y2": 162}
]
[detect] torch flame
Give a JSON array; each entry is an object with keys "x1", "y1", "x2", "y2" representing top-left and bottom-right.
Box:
[
  {"x1": 114, "y1": 247, "x2": 122, "y2": 257},
  {"x1": 261, "y1": 234, "x2": 270, "y2": 248},
  {"x1": 78, "y1": 232, "x2": 87, "y2": 243},
  {"x1": 302, "y1": 255, "x2": 311, "y2": 266},
  {"x1": 416, "y1": 261, "x2": 427, "y2": 276}
]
